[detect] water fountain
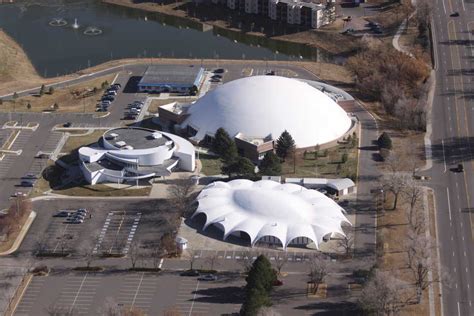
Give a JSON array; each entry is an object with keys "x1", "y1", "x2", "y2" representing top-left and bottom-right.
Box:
[
  {"x1": 71, "y1": 18, "x2": 79, "y2": 29},
  {"x1": 83, "y1": 26, "x2": 103, "y2": 36},
  {"x1": 49, "y1": 18, "x2": 67, "y2": 27}
]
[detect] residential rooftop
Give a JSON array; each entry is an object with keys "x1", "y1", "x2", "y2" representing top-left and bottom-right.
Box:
[{"x1": 138, "y1": 65, "x2": 203, "y2": 86}]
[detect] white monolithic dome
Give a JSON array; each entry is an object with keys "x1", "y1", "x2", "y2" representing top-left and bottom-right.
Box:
[
  {"x1": 192, "y1": 179, "x2": 351, "y2": 249},
  {"x1": 181, "y1": 76, "x2": 352, "y2": 147}
]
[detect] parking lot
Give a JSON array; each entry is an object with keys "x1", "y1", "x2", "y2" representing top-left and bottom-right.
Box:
[
  {"x1": 14, "y1": 272, "x2": 245, "y2": 316},
  {"x1": 93, "y1": 211, "x2": 141, "y2": 255},
  {"x1": 18, "y1": 198, "x2": 175, "y2": 258}
]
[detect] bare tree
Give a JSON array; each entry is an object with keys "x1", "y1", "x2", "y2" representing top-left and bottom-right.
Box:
[
  {"x1": 414, "y1": 0, "x2": 432, "y2": 33},
  {"x1": 336, "y1": 227, "x2": 354, "y2": 258},
  {"x1": 45, "y1": 303, "x2": 76, "y2": 316},
  {"x1": 402, "y1": 181, "x2": 423, "y2": 225},
  {"x1": 186, "y1": 249, "x2": 199, "y2": 271},
  {"x1": 205, "y1": 252, "x2": 219, "y2": 271},
  {"x1": 34, "y1": 235, "x2": 49, "y2": 256},
  {"x1": 129, "y1": 241, "x2": 141, "y2": 269},
  {"x1": 308, "y1": 254, "x2": 329, "y2": 294},
  {"x1": 238, "y1": 250, "x2": 256, "y2": 273},
  {"x1": 358, "y1": 270, "x2": 407, "y2": 315},
  {"x1": 382, "y1": 173, "x2": 408, "y2": 210},
  {"x1": 405, "y1": 230, "x2": 438, "y2": 303},
  {"x1": 57, "y1": 233, "x2": 71, "y2": 255},
  {"x1": 101, "y1": 297, "x2": 120, "y2": 316},
  {"x1": 273, "y1": 253, "x2": 288, "y2": 276},
  {"x1": 167, "y1": 177, "x2": 196, "y2": 217},
  {"x1": 150, "y1": 243, "x2": 163, "y2": 270}
]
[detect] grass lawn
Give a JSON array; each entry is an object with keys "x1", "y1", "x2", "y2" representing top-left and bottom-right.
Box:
[
  {"x1": 199, "y1": 153, "x2": 222, "y2": 176},
  {"x1": 60, "y1": 130, "x2": 104, "y2": 154},
  {"x1": 281, "y1": 141, "x2": 358, "y2": 180},
  {"x1": 0, "y1": 74, "x2": 115, "y2": 113}
]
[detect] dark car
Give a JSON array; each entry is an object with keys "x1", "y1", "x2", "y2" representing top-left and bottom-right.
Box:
[
  {"x1": 102, "y1": 96, "x2": 115, "y2": 102},
  {"x1": 456, "y1": 164, "x2": 464, "y2": 172},
  {"x1": 450, "y1": 12, "x2": 459, "y2": 17},
  {"x1": 63, "y1": 122, "x2": 72, "y2": 128},
  {"x1": 21, "y1": 174, "x2": 38, "y2": 180},
  {"x1": 213, "y1": 68, "x2": 225, "y2": 74},
  {"x1": 180, "y1": 270, "x2": 200, "y2": 277},
  {"x1": 20, "y1": 180, "x2": 34, "y2": 187},
  {"x1": 266, "y1": 70, "x2": 276, "y2": 75}
]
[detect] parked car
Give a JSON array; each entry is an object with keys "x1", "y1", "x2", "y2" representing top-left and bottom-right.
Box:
[
  {"x1": 53, "y1": 211, "x2": 71, "y2": 218},
  {"x1": 102, "y1": 96, "x2": 115, "y2": 101},
  {"x1": 450, "y1": 11, "x2": 459, "y2": 17},
  {"x1": 213, "y1": 68, "x2": 225, "y2": 74},
  {"x1": 21, "y1": 174, "x2": 38, "y2": 180},
  {"x1": 63, "y1": 122, "x2": 72, "y2": 128},
  {"x1": 455, "y1": 163, "x2": 464, "y2": 173},
  {"x1": 107, "y1": 90, "x2": 117, "y2": 96},
  {"x1": 266, "y1": 70, "x2": 275, "y2": 75},
  {"x1": 180, "y1": 270, "x2": 200, "y2": 276},
  {"x1": 198, "y1": 274, "x2": 217, "y2": 281},
  {"x1": 210, "y1": 78, "x2": 220, "y2": 83},
  {"x1": 112, "y1": 83, "x2": 122, "y2": 88},
  {"x1": 20, "y1": 180, "x2": 34, "y2": 187},
  {"x1": 76, "y1": 208, "x2": 88, "y2": 214}
]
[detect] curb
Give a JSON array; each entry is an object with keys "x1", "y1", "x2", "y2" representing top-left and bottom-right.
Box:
[
  {"x1": 0, "y1": 211, "x2": 37, "y2": 256},
  {"x1": 4, "y1": 273, "x2": 33, "y2": 316}
]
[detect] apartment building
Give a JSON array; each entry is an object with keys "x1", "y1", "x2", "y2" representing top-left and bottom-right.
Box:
[{"x1": 201, "y1": 0, "x2": 334, "y2": 29}]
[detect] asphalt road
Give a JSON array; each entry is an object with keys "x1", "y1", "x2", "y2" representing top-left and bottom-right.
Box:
[{"x1": 429, "y1": 0, "x2": 474, "y2": 314}]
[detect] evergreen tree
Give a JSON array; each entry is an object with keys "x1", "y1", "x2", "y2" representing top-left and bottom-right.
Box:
[
  {"x1": 240, "y1": 287, "x2": 271, "y2": 316},
  {"x1": 245, "y1": 255, "x2": 276, "y2": 293},
  {"x1": 48, "y1": 86, "x2": 55, "y2": 95},
  {"x1": 221, "y1": 157, "x2": 255, "y2": 178},
  {"x1": 26, "y1": 103, "x2": 32, "y2": 110},
  {"x1": 259, "y1": 151, "x2": 281, "y2": 176},
  {"x1": 275, "y1": 130, "x2": 295, "y2": 160},
  {"x1": 39, "y1": 84, "x2": 45, "y2": 96},
  {"x1": 212, "y1": 128, "x2": 238, "y2": 161},
  {"x1": 378, "y1": 132, "x2": 392, "y2": 150},
  {"x1": 240, "y1": 255, "x2": 276, "y2": 316}
]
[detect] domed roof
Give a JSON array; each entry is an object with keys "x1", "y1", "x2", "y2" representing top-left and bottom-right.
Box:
[
  {"x1": 192, "y1": 179, "x2": 351, "y2": 249},
  {"x1": 182, "y1": 76, "x2": 352, "y2": 147}
]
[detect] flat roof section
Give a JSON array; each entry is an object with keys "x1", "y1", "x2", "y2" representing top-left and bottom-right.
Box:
[
  {"x1": 103, "y1": 127, "x2": 172, "y2": 150},
  {"x1": 138, "y1": 65, "x2": 203, "y2": 86}
]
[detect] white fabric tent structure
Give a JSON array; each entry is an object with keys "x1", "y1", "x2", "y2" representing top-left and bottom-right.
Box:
[
  {"x1": 192, "y1": 179, "x2": 351, "y2": 249},
  {"x1": 181, "y1": 75, "x2": 352, "y2": 148}
]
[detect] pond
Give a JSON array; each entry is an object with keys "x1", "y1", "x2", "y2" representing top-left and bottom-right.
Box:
[{"x1": 0, "y1": 0, "x2": 335, "y2": 77}]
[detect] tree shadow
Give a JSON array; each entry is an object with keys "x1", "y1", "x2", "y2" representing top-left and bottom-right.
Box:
[
  {"x1": 294, "y1": 301, "x2": 361, "y2": 315},
  {"x1": 193, "y1": 286, "x2": 244, "y2": 304},
  {"x1": 430, "y1": 137, "x2": 474, "y2": 164}
]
